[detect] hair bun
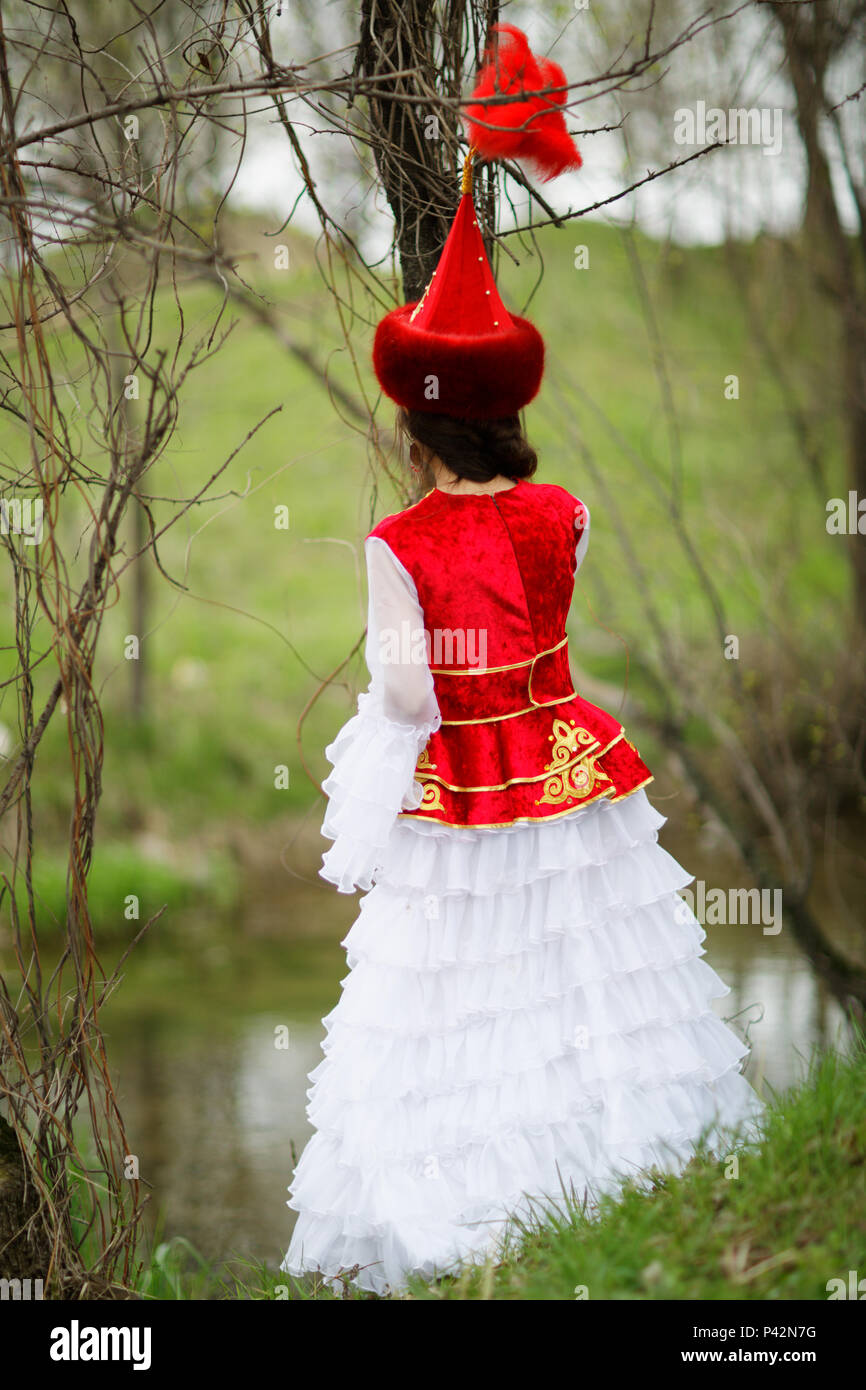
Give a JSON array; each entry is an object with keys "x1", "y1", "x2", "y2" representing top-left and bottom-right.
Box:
[{"x1": 400, "y1": 409, "x2": 538, "y2": 485}]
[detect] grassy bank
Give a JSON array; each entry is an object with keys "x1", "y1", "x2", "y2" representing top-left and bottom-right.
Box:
[{"x1": 133, "y1": 1036, "x2": 864, "y2": 1301}]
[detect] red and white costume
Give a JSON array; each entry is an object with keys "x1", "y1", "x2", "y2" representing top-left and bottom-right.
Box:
[
  {"x1": 281, "y1": 26, "x2": 763, "y2": 1296},
  {"x1": 282, "y1": 479, "x2": 764, "y2": 1294}
]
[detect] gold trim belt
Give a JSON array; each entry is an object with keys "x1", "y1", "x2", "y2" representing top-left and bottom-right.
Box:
[
  {"x1": 429, "y1": 634, "x2": 568, "y2": 677},
  {"x1": 429, "y1": 635, "x2": 576, "y2": 725}
]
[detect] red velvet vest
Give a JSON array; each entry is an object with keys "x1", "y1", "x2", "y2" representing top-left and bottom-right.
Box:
[{"x1": 367, "y1": 478, "x2": 652, "y2": 828}]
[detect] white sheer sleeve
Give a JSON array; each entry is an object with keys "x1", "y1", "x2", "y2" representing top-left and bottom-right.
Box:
[
  {"x1": 574, "y1": 498, "x2": 590, "y2": 575},
  {"x1": 319, "y1": 536, "x2": 441, "y2": 894}
]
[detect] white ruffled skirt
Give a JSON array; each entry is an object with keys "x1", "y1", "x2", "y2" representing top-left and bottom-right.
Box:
[{"x1": 281, "y1": 789, "x2": 765, "y2": 1296}]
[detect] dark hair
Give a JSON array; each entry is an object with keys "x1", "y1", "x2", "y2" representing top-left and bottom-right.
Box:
[{"x1": 396, "y1": 407, "x2": 538, "y2": 485}]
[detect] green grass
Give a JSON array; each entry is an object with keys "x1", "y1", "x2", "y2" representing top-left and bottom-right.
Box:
[
  {"x1": 126, "y1": 1035, "x2": 863, "y2": 1301},
  {"x1": 2, "y1": 838, "x2": 239, "y2": 938},
  {"x1": 404, "y1": 1037, "x2": 866, "y2": 1302}
]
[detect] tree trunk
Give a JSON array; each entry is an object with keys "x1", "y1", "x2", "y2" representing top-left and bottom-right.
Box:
[
  {"x1": 357, "y1": 0, "x2": 453, "y2": 300},
  {"x1": 776, "y1": 6, "x2": 866, "y2": 635},
  {"x1": 356, "y1": 0, "x2": 499, "y2": 301},
  {"x1": 0, "y1": 1116, "x2": 50, "y2": 1284}
]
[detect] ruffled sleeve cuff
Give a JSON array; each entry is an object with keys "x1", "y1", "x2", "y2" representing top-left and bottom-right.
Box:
[{"x1": 319, "y1": 691, "x2": 438, "y2": 893}]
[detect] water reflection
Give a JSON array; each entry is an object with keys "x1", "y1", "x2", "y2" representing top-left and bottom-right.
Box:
[
  {"x1": 111, "y1": 1014, "x2": 325, "y2": 1267},
  {"x1": 702, "y1": 923, "x2": 851, "y2": 1095},
  {"x1": 104, "y1": 832, "x2": 856, "y2": 1268}
]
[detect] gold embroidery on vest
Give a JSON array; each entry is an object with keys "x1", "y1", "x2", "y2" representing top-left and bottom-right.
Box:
[
  {"x1": 536, "y1": 718, "x2": 612, "y2": 806},
  {"x1": 419, "y1": 780, "x2": 444, "y2": 810},
  {"x1": 412, "y1": 748, "x2": 444, "y2": 810}
]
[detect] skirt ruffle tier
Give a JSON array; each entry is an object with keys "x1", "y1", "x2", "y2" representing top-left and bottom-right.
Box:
[{"x1": 281, "y1": 789, "x2": 765, "y2": 1296}]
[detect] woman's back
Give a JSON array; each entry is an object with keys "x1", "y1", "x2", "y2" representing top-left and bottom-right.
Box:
[
  {"x1": 369, "y1": 479, "x2": 581, "y2": 667},
  {"x1": 365, "y1": 479, "x2": 651, "y2": 830}
]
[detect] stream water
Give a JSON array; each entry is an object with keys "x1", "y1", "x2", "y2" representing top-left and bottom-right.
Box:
[{"x1": 96, "y1": 804, "x2": 860, "y2": 1272}]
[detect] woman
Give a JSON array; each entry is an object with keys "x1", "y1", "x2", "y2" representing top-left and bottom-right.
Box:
[
  {"x1": 281, "y1": 43, "x2": 764, "y2": 1294},
  {"x1": 280, "y1": 403, "x2": 765, "y2": 1296}
]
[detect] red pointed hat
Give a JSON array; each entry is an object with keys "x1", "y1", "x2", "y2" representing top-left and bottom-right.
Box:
[
  {"x1": 373, "y1": 181, "x2": 545, "y2": 420},
  {"x1": 372, "y1": 25, "x2": 582, "y2": 421}
]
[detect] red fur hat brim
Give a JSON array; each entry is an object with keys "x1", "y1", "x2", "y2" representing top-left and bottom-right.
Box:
[{"x1": 373, "y1": 304, "x2": 544, "y2": 419}]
